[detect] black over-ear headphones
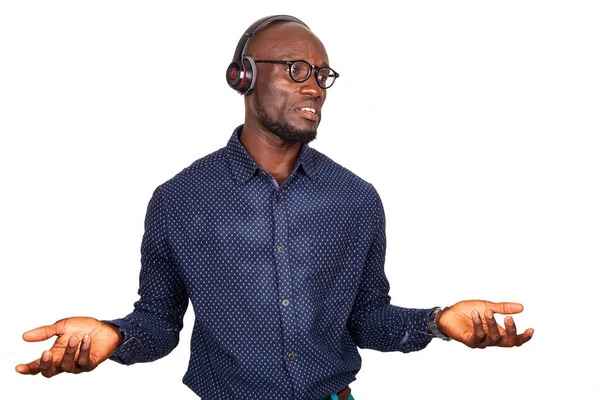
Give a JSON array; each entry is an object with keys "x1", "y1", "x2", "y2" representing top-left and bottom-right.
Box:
[{"x1": 225, "y1": 15, "x2": 309, "y2": 96}]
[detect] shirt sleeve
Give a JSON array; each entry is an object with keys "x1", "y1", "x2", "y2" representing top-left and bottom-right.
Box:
[
  {"x1": 107, "y1": 185, "x2": 189, "y2": 365},
  {"x1": 347, "y1": 186, "x2": 435, "y2": 353}
]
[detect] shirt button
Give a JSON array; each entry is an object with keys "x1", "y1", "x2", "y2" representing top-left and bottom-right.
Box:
[
  {"x1": 277, "y1": 246, "x2": 285, "y2": 254},
  {"x1": 282, "y1": 299, "x2": 290, "y2": 306},
  {"x1": 287, "y1": 353, "x2": 295, "y2": 361},
  {"x1": 275, "y1": 194, "x2": 281, "y2": 203}
]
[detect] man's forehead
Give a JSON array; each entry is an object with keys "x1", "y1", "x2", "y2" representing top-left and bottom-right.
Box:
[
  {"x1": 268, "y1": 44, "x2": 328, "y2": 60},
  {"x1": 248, "y1": 24, "x2": 328, "y2": 63}
]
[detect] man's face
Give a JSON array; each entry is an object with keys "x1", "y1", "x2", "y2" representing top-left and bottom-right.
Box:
[{"x1": 247, "y1": 23, "x2": 329, "y2": 144}]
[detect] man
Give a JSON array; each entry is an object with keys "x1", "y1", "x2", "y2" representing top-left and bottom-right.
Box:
[{"x1": 16, "y1": 15, "x2": 534, "y2": 400}]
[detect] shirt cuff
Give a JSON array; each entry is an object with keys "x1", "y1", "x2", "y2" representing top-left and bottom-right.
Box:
[{"x1": 103, "y1": 318, "x2": 142, "y2": 365}]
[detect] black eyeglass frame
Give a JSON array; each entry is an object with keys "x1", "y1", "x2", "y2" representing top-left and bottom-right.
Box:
[{"x1": 254, "y1": 60, "x2": 340, "y2": 89}]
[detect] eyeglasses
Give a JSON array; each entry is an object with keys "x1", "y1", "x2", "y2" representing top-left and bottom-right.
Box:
[{"x1": 254, "y1": 59, "x2": 339, "y2": 89}]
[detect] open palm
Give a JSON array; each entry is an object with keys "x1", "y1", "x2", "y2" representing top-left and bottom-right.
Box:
[
  {"x1": 437, "y1": 300, "x2": 534, "y2": 348},
  {"x1": 16, "y1": 316, "x2": 122, "y2": 377}
]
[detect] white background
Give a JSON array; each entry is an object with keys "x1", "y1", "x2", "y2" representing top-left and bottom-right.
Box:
[{"x1": 1, "y1": 1, "x2": 599, "y2": 399}]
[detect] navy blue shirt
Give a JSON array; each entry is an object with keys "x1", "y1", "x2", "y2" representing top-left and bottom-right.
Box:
[{"x1": 109, "y1": 126, "x2": 434, "y2": 400}]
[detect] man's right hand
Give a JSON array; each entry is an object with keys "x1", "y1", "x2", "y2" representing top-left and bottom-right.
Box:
[{"x1": 15, "y1": 317, "x2": 123, "y2": 378}]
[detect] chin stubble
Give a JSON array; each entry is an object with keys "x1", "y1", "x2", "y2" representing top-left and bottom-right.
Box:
[{"x1": 253, "y1": 89, "x2": 318, "y2": 144}]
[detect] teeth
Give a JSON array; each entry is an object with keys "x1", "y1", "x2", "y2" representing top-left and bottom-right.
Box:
[{"x1": 301, "y1": 107, "x2": 315, "y2": 114}]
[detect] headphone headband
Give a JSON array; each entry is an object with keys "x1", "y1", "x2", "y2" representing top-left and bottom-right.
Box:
[{"x1": 226, "y1": 15, "x2": 310, "y2": 95}]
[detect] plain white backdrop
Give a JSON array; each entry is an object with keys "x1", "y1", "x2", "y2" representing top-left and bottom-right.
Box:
[{"x1": 1, "y1": 1, "x2": 599, "y2": 399}]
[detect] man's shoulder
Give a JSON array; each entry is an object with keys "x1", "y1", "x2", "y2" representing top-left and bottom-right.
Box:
[
  {"x1": 159, "y1": 146, "x2": 229, "y2": 190},
  {"x1": 309, "y1": 147, "x2": 376, "y2": 195}
]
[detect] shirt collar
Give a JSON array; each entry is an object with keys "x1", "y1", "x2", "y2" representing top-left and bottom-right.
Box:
[{"x1": 225, "y1": 125, "x2": 317, "y2": 186}]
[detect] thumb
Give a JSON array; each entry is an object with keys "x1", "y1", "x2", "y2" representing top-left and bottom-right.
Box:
[
  {"x1": 488, "y1": 301, "x2": 524, "y2": 315},
  {"x1": 22, "y1": 323, "x2": 61, "y2": 342}
]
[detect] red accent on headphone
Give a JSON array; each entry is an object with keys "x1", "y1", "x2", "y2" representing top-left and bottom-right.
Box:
[
  {"x1": 230, "y1": 70, "x2": 237, "y2": 79},
  {"x1": 236, "y1": 65, "x2": 247, "y2": 89}
]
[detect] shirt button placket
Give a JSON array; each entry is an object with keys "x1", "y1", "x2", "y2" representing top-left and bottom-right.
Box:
[{"x1": 272, "y1": 186, "x2": 296, "y2": 371}]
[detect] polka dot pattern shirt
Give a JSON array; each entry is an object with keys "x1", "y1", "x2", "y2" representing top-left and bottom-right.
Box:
[{"x1": 108, "y1": 125, "x2": 435, "y2": 400}]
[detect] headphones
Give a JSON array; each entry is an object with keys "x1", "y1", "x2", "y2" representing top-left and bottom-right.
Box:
[{"x1": 225, "y1": 15, "x2": 310, "y2": 96}]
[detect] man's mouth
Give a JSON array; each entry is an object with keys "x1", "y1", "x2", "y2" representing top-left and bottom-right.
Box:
[
  {"x1": 300, "y1": 107, "x2": 316, "y2": 114},
  {"x1": 297, "y1": 107, "x2": 318, "y2": 121}
]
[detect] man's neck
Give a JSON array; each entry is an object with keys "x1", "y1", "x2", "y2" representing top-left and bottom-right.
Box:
[{"x1": 239, "y1": 125, "x2": 302, "y2": 186}]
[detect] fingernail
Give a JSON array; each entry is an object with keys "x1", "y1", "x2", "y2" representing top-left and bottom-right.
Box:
[{"x1": 69, "y1": 336, "x2": 79, "y2": 346}]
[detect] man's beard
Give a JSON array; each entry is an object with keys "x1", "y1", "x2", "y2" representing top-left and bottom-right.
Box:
[{"x1": 254, "y1": 90, "x2": 317, "y2": 144}]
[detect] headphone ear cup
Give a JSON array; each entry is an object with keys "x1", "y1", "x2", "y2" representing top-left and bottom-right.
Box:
[
  {"x1": 225, "y1": 57, "x2": 256, "y2": 95},
  {"x1": 226, "y1": 61, "x2": 243, "y2": 92},
  {"x1": 241, "y1": 56, "x2": 257, "y2": 95}
]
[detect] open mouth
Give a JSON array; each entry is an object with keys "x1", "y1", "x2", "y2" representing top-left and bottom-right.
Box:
[
  {"x1": 300, "y1": 107, "x2": 316, "y2": 114},
  {"x1": 297, "y1": 107, "x2": 318, "y2": 121}
]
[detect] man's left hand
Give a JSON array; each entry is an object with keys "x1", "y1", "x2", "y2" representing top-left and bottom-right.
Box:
[{"x1": 437, "y1": 300, "x2": 534, "y2": 348}]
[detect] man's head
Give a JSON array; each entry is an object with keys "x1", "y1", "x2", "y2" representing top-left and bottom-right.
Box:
[{"x1": 237, "y1": 18, "x2": 334, "y2": 144}]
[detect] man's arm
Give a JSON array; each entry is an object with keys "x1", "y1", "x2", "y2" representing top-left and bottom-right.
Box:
[
  {"x1": 346, "y1": 187, "x2": 534, "y2": 352},
  {"x1": 347, "y1": 187, "x2": 434, "y2": 353},
  {"x1": 105, "y1": 185, "x2": 189, "y2": 365},
  {"x1": 16, "y1": 185, "x2": 189, "y2": 376}
]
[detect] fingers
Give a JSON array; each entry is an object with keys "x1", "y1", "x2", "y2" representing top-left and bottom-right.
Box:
[
  {"x1": 15, "y1": 360, "x2": 41, "y2": 375},
  {"x1": 16, "y1": 334, "x2": 96, "y2": 377},
  {"x1": 484, "y1": 310, "x2": 501, "y2": 345},
  {"x1": 504, "y1": 316, "x2": 517, "y2": 347},
  {"x1": 471, "y1": 310, "x2": 487, "y2": 347},
  {"x1": 60, "y1": 336, "x2": 82, "y2": 373},
  {"x1": 515, "y1": 328, "x2": 535, "y2": 346},
  {"x1": 59, "y1": 335, "x2": 95, "y2": 373},
  {"x1": 503, "y1": 317, "x2": 534, "y2": 347},
  {"x1": 470, "y1": 309, "x2": 533, "y2": 349},
  {"x1": 14, "y1": 353, "x2": 55, "y2": 376},
  {"x1": 77, "y1": 335, "x2": 94, "y2": 371},
  {"x1": 40, "y1": 350, "x2": 60, "y2": 378},
  {"x1": 471, "y1": 309, "x2": 504, "y2": 348}
]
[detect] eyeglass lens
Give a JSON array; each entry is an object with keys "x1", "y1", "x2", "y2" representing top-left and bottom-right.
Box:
[{"x1": 290, "y1": 61, "x2": 336, "y2": 89}]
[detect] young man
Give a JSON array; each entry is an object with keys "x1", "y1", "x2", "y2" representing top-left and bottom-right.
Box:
[{"x1": 16, "y1": 15, "x2": 533, "y2": 400}]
